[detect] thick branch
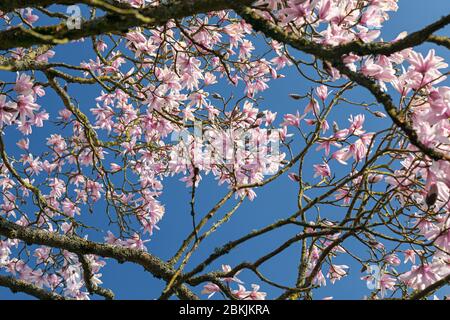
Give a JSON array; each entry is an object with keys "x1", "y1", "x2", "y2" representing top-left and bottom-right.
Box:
[
  {"x1": 0, "y1": 275, "x2": 65, "y2": 300},
  {"x1": 0, "y1": 0, "x2": 78, "y2": 13},
  {"x1": 410, "y1": 273, "x2": 450, "y2": 300},
  {"x1": 236, "y1": 6, "x2": 450, "y2": 162},
  {"x1": 0, "y1": 0, "x2": 254, "y2": 51},
  {"x1": 0, "y1": 0, "x2": 146, "y2": 13},
  {"x1": 0, "y1": 0, "x2": 163, "y2": 13},
  {"x1": 0, "y1": 216, "x2": 198, "y2": 299},
  {"x1": 236, "y1": 6, "x2": 449, "y2": 59},
  {"x1": 78, "y1": 254, "x2": 115, "y2": 300},
  {"x1": 0, "y1": 46, "x2": 53, "y2": 71},
  {"x1": 331, "y1": 61, "x2": 450, "y2": 162},
  {"x1": 333, "y1": 14, "x2": 450, "y2": 57}
]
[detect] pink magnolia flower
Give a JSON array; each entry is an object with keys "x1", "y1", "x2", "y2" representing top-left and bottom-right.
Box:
[
  {"x1": 408, "y1": 49, "x2": 448, "y2": 75},
  {"x1": 361, "y1": 57, "x2": 396, "y2": 82},
  {"x1": 110, "y1": 163, "x2": 122, "y2": 173},
  {"x1": 232, "y1": 284, "x2": 266, "y2": 300},
  {"x1": 239, "y1": 40, "x2": 255, "y2": 58},
  {"x1": 232, "y1": 284, "x2": 249, "y2": 300},
  {"x1": 348, "y1": 114, "x2": 366, "y2": 135},
  {"x1": 327, "y1": 264, "x2": 349, "y2": 284},
  {"x1": 16, "y1": 138, "x2": 29, "y2": 150},
  {"x1": 312, "y1": 270, "x2": 327, "y2": 287},
  {"x1": 61, "y1": 222, "x2": 73, "y2": 234},
  {"x1": 23, "y1": 8, "x2": 39, "y2": 24},
  {"x1": 280, "y1": 0, "x2": 311, "y2": 23},
  {"x1": 399, "y1": 265, "x2": 441, "y2": 291},
  {"x1": 318, "y1": 0, "x2": 333, "y2": 20},
  {"x1": 104, "y1": 231, "x2": 119, "y2": 245},
  {"x1": 16, "y1": 94, "x2": 39, "y2": 123},
  {"x1": 304, "y1": 98, "x2": 320, "y2": 115},
  {"x1": 333, "y1": 128, "x2": 350, "y2": 140},
  {"x1": 357, "y1": 26, "x2": 381, "y2": 43},
  {"x1": 335, "y1": 187, "x2": 351, "y2": 204},
  {"x1": 45, "y1": 274, "x2": 60, "y2": 290},
  {"x1": 403, "y1": 250, "x2": 417, "y2": 264},
  {"x1": 379, "y1": 274, "x2": 397, "y2": 297},
  {"x1": 29, "y1": 269, "x2": 47, "y2": 288},
  {"x1": 279, "y1": 126, "x2": 293, "y2": 141},
  {"x1": 36, "y1": 50, "x2": 55, "y2": 63},
  {"x1": 0, "y1": 95, "x2": 17, "y2": 127},
  {"x1": 264, "y1": 110, "x2": 277, "y2": 126},
  {"x1": 62, "y1": 199, "x2": 81, "y2": 217},
  {"x1": 32, "y1": 111, "x2": 48, "y2": 127},
  {"x1": 315, "y1": 85, "x2": 329, "y2": 102},
  {"x1": 201, "y1": 283, "x2": 221, "y2": 299},
  {"x1": 332, "y1": 147, "x2": 352, "y2": 165},
  {"x1": 313, "y1": 163, "x2": 331, "y2": 178},
  {"x1": 385, "y1": 254, "x2": 401, "y2": 266},
  {"x1": 368, "y1": 174, "x2": 383, "y2": 184},
  {"x1": 281, "y1": 111, "x2": 302, "y2": 127},
  {"x1": 350, "y1": 139, "x2": 369, "y2": 162},
  {"x1": 49, "y1": 178, "x2": 65, "y2": 199},
  {"x1": 247, "y1": 284, "x2": 267, "y2": 300},
  {"x1": 96, "y1": 40, "x2": 107, "y2": 52},
  {"x1": 221, "y1": 264, "x2": 243, "y2": 284},
  {"x1": 14, "y1": 73, "x2": 34, "y2": 95},
  {"x1": 316, "y1": 138, "x2": 341, "y2": 156},
  {"x1": 124, "y1": 234, "x2": 150, "y2": 252}
]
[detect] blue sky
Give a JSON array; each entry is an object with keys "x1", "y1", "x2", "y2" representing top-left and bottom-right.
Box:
[{"x1": 1, "y1": 0, "x2": 450, "y2": 300}]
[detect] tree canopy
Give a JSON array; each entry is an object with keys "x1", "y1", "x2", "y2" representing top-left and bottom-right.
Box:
[{"x1": 0, "y1": 0, "x2": 449, "y2": 300}]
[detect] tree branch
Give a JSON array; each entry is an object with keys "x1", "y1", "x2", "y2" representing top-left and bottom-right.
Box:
[
  {"x1": 0, "y1": 275, "x2": 65, "y2": 300},
  {"x1": 410, "y1": 273, "x2": 450, "y2": 300},
  {"x1": 0, "y1": 0, "x2": 76, "y2": 13},
  {"x1": 428, "y1": 35, "x2": 450, "y2": 50},
  {"x1": 0, "y1": 216, "x2": 198, "y2": 299},
  {"x1": 236, "y1": 7, "x2": 450, "y2": 59},
  {"x1": 0, "y1": 0, "x2": 255, "y2": 51},
  {"x1": 331, "y1": 60, "x2": 450, "y2": 162},
  {"x1": 235, "y1": 6, "x2": 450, "y2": 162},
  {"x1": 78, "y1": 254, "x2": 115, "y2": 300},
  {"x1": 333, "y1": 14, "x2": 450, "y2": 57},
  {"x1": 0, "y1": 0, "x2": 166, "y2": 13}
]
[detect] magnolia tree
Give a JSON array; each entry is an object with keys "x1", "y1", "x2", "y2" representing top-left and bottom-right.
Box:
[{"x1": 0, "y1": 0, "x2": 449, "y2": 300}]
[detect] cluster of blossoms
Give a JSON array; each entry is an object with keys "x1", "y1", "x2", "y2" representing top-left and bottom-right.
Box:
[
  {"x1": 366, "y1": 45, "x2": 450, "y2": 294},
  {"x1": 304, "y1": 228, "x2": 348, "y2": 287},
  {"x1": 0, "y1": 73, "x2": 48, "y2": 134},
  {"x1": 254, "y1": 0, "x2": 449, "y2": 298},
  {"x1": 0, "y1": 0, "x2": 449, "y2": 300},
  {"x1": 256, "y1": 0, "x2": 398, "y2": 44},
  {"x1": 0, "y1": 240, "x2": 105, "y2": 300},
  {"x1": 201, "y1": 265, "x2": 267, "y2": 300},
  {"x1": 0, "y1": 3, "x2": 292, "y2": 298}
]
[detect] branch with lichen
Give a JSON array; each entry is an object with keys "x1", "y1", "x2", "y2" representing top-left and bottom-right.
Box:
[
  {"x1": 0, "y1": 216, "x2": 198, "y2": 300},
  {"x1": 0, "y1": 274, "x2": 65, "y2": 300},
  {"x1": 0, "y1": 0, "x2": 256, "y2": 50},
  {"x1": 428, "y1": 35, "x2": 450, "y2": 50},
  {"x1": 77, "y1": 254, "x2": 115, "y2": 300},
  {"x1": 234, "y1": 6, "x2": 450, "y2": 162}
]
